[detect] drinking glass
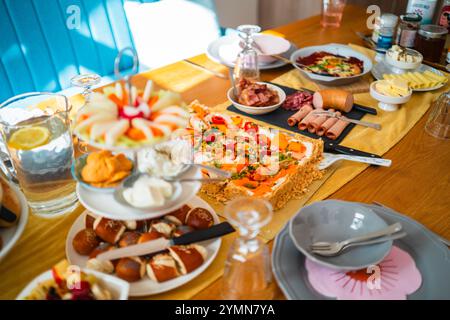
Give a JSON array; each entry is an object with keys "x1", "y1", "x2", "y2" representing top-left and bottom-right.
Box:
[
  {"x1": 0, "y1": 93, "x2": 78, "y2": 216},
  {"x1": 233, "y1": 24, "x2": 261, "y2": 87},
  {"x1": 71, "y1": 74, "x2": 101, "y2": 154},
  {"x1": 425, "y1": 91, "x2": 450, "y2": 139},
  {"x1": 321, "y1": 0, "x2": 346, "y2": 28},
  {"x1": 222, "y1": 197, "x2": 274, "y2": 299}
]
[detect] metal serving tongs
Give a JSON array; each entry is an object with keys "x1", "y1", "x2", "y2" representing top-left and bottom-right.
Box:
[{"x1": 114, "y1": 47, "x2": 140, "y2": 106}]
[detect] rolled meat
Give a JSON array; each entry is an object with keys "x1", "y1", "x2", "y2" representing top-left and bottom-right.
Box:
[
  {"x1": 326, "y1": 118, "x2": 349, "y2": 140},
  {"x1": 287, "y1": 104, "x2": 313, "y2": 127},
  {"x1": 317, "y1": 110, "x2": 340, "y2": 136},
  {"x1": 298, "y1": 110, "x2": 318, "y2": 131},
  {"x1": 307, "y1": 113, "x2": 328, "y2": 133}
]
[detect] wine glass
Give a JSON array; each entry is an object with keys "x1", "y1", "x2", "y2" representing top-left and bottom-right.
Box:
[
  {"x1": 221, "y1": 197, "x2": 274, "y2": 299},
  {"x1": 233, "y1": 25, "x2": 261, "y2": 89},
  {"x1": 70, "y1": 74, "x2": 101, "y2": 154}
]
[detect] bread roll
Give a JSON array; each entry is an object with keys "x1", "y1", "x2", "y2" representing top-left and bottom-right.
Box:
[
  {"x1": 93, "y1": 217, "x2": 126, "y2": 244},
  {"x1": 186, "y1": 208, "x2": 214, "y2": 230},
  {"x1": 115, "y1": 257, "x2": 145, "y2": 282},
  {"x1": 72, "y1": 229, "x2": 100, "y2": 256},
  {"x1": 169, "y1": 245, "x2": 207, "y2": 275},
  {"x1": 146, "y1": 254, "x2": 179, "y2": 282}
]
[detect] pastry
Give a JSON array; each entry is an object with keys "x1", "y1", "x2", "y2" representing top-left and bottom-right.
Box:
[
  {"x1": 165, "y1": 204, "x2": 191, "y2": 225},
  {"x1": 185, "y1": 208, "x2": 214, "y2": 230},
  {"x1": 146, "y1": 254, "x2": 179, "y2": 282},
  {"x1": 150, "y1": 220, "x2": 176, "y2": 238},
  {"x1": 169, "y1": 245, "x2": 207, "y2": 275},
  {"x1": 84, "y1": 214, "x2": 96, "y2": 229},
  {"x1": 118, "y1": 231, "x2": 141, "y2": 248},
  {"x1": 93, "y1": 217, "x2": 126, "y2": 244},
  {"x1": 115, "y1": 257, "x2": 145, "y2": 282},
  {"x1": 72, "y1": 229, "x2": 100, "y2": 256},
  {"x1": 138, "y1": 230, "x2": 164, "y2": 243}
]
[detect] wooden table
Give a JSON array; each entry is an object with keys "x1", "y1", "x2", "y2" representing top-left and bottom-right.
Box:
[{"x1": 132, "y1": 5, "x2": 450, "y2": 299}]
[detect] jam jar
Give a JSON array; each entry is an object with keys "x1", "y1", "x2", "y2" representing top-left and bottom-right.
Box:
[
  {"x1": 396, "y1": 13, "x2": 422, "y2": 48},
  {"x1": 415, "y1": 25, "x2": 448, "y2": 62}
]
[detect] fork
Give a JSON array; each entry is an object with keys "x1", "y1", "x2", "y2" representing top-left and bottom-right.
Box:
[
  {"x1": 311, "y1": 232, "x2": 407, "y2": 257},
  {"x1": 310, "y1": 222, "x2": 402, "y2": 251},
  {"x1": 319, "y1": 153, "x2": 392, "y2": 170},
  {"x1": 311, "y1": 110, "x2": 382, "y2": 130}
]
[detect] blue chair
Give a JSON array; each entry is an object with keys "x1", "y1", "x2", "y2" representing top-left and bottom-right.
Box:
[{"x1": 0, "y1": 0, "x2": 152, "y2": 102}]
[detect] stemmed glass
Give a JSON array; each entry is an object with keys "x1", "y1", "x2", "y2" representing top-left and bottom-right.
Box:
[
  {"x1": 70, "y1": 74, "x2": 101, "y2": 154},
  {"x1": 221, "y1": 197, "x2": 274, "y2": 299},
  {"x1": 233, "y1": 25, "x2": 261, "y2": 90}
]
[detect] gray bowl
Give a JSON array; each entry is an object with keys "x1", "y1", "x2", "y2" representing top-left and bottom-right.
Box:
[{"x1": 289, "y1": 200, "x2": 392, "y2": 270}]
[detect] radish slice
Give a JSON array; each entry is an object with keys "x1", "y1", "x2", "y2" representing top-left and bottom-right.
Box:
[
  {"x1": 75, "y1": 113, "x2": 116, "y2": 133},
  {"x1": 105, "y1": 119, "x2": 129, "y2": 146},
  {"x1": 154, "y1": 114, "x2": 188, "y2": 128},
  {"x1": 115, "y1": 82, "x2": 123, "y2": 100},
  {"x1": 139, "y1": 102, "x2": 151, "y2": 118},
  {"x1": 143, "y1": 80, "x2": 153, "y2": 102},
  {"x1": 132, "y1": 118, "x2": 154, "y2": 140},
  {"x1": 90, "y1": 120, "x2": 120, "y2": 140},
  {"x1": 151, "y1": 123, "x2": 172, "y2": 137},
  {"x1": 159, "y1": 106, "x2": 190, "y2": 118}
]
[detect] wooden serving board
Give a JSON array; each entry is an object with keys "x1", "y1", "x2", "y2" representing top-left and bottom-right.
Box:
[{"x1": 227, "y1": 83, "x2": 373, "y2": 144}]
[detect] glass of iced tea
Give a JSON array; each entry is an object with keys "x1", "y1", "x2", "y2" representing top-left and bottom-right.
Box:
[
  {"x1": 321, "y1": 0, "x2": 346, "y2": 28},
  {"x1": 0, "y1": 93, "x2": 77, "y2": 216}
]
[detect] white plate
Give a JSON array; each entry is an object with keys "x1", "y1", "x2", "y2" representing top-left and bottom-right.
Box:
[
  {"x1": 371, "y1": 60, "x2": 446, "y2": 92},
  {"x1": 77, "y1": 167, "x2": 202, "y2": 220},
  {"x1": 0, "y1": 182, "x2": 29, "y2": 263},
  {"x1": 66, "y1": 196, "x2": 221, "y2": 296},
  {"x1": 207, "y1": 34, "x2": 298, "y2": 70},
  {"x1": 290, "y1": 43, "x2": 373, "y2": 86},
  {"x1": 16, "y1": 268, "x2": 129, "y2": 300}
]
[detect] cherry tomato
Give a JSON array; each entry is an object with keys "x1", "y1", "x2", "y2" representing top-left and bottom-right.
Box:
[
  {"x1": 211, "y1": 115, "x2": 226, "y2": 125},
  {"x1": 244, "y1": 122, "x2": 259, "y2": 133}
]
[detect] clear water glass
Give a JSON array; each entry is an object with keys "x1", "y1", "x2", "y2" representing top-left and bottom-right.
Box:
[
  {"x1": 0, "y1": 93, "x2": 77, "y2": 216},
  {"x1": 233, "y1": 25, "x2": 261, "y2": 86},
  {"x1": 321, "y1": 0, "x2": 346, "y2": 28},
  {"x1": 222, "y1": 197, "x2": 274, "y2": 299},
  {"x1": 425, "y1": 91, "x2": 450, "y2": 140}
]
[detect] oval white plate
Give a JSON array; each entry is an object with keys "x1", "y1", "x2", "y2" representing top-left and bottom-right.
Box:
[
  {"x1": 16, "y1": 268, "x2": 129, "y2": 300},
  {"x1": 0, "y1": 181, "x2": 29, "y2": 263},
  {"x1": 371, "y1": 60, "x2": 446, "y2": 92},
  {"x1": 66, "y1": 196, "x2": 221, "y2": 296},
  {"x1": 77, "y1": 167, "x2": 202, "y2": 220},
  {"x1": 207, "y1": 34, "x2": 297, "y2": 70}
]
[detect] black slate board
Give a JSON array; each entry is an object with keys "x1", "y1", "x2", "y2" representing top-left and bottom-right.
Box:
[{"x1": 227, "y1": 83, "x2": 370, "y2": 144}]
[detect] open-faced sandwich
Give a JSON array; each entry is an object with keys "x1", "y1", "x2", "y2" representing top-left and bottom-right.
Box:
[{"x1": 174, "y1": 101, "x2": 324, "y2": 210}]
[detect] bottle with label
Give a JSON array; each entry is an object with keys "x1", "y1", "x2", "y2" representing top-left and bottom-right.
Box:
[
  {"x1": 406, "y1": 0, "x2": 438, "y2": 24},
  {"x1": 375, "y1": 14, "x2": 398, "y2": 60},
  {"x1": 439, "y1": 0, "x2": 450, "y2": 30}
]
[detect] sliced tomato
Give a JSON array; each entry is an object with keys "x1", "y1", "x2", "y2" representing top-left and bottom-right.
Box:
[
  {"x1": 211, "y1": 115, "x2": 226, "y2": 125},
  {"x1": 244, "y1": 122, "x2": 258, "y2": 133}
]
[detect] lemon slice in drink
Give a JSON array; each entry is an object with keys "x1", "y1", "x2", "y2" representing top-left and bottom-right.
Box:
[{"x1": 8, "y1": 126, "x2": 51, "y2": 150}]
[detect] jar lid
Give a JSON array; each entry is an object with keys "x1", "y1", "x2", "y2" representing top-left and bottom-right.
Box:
[
  {"x1": 380, "y1": 13, "x2": 398, "y2": 28},
  {"x1": 418, "y1": 25, "x2": 448, "y2": 38},
  {"x1": 400, "y1": 13, "x2": 422, "y2": 22}
]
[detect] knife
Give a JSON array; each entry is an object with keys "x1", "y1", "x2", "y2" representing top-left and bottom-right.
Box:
[
  {"x1": 324, "y1": 141, "x2": 382, "y2": 159},
  {"x1": 96, "y1": 222, "x2": 235, "y2": 261}
]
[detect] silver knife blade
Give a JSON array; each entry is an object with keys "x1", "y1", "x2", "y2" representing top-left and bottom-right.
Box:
[{"x1": 96, "y1": 237, "x2": 171, "y2": 261}]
